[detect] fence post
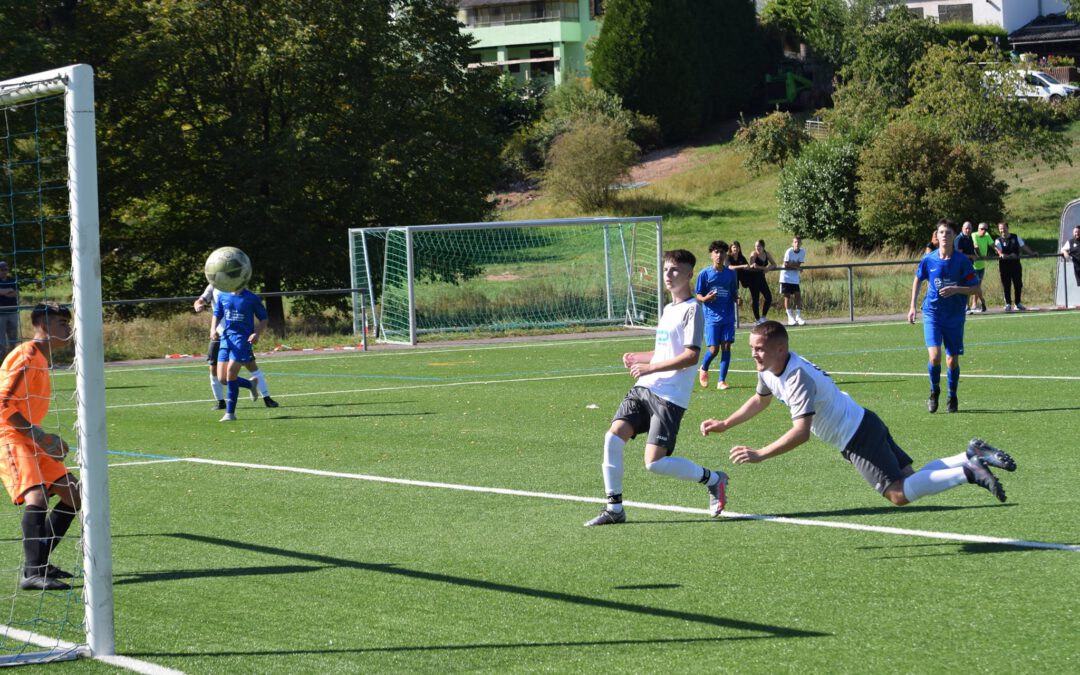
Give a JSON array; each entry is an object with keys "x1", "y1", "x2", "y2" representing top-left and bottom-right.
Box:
[{"x1": 847, "y1": 265, "x2": 854, "y2": 322}]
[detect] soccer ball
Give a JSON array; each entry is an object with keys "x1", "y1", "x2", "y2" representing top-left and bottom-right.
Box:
[{"x1": 204, "y1": 246, "x2": 252, "y2": 293}]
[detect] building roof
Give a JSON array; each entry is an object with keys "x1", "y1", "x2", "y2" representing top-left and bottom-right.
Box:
[
  {"x1": 1010, "y1": 13, "x2": 1080, "y2": 46},
  {"x1": 458, "y1": 0, "x2": 526, "y2": 7}
]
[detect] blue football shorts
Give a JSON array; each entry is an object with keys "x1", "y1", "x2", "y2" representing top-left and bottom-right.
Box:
[
  {"x1": 923, "y1": 317, "x2": 965, "y2": 356},
  {"x1": 218, "y1": 332, "x2": 255, "y2": 364},
  {"x1": 705, "y1": 321, "x2": 736, "y2": 347}
]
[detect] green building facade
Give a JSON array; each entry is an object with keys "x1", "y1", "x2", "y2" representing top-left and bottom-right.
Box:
[{"x1": 457, "y1": 1, "x2": 605, "y2": 84}]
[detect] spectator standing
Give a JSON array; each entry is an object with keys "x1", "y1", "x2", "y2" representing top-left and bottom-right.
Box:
[
  {"x1": 954, "y1": 222, "x2": 981, "y2": 315},
  {"x1": 727, "y1": 241, "x2": 752, "y2": 323},
  {"x1": 780, "y1": 236, "x2": 806, "y2": 326},
  {"x1": 0, "y1": 262, "x2": 18, "y2": 361},
  {"x1": 970, "y1": 222, "x2": 994, "y2": 313},
  {"x1": 747, "y1": 240, "x2": 777, "y2": 324},
  {"x1": 994, "y1": 221, "x2": 1036, "y2": 311},
  {"x1": 1061, "y1": 225, "x2": 1080, "y2": 288}
]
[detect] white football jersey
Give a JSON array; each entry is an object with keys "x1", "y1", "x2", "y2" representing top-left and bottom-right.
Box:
[
  {"x1": 755, "y1": 351, "x2": 864, "y2": 450},
  {"x1": 779, "y1": 247, "x2": 806, "y2": 285},
  {"x1": 636, "y1": 298, "x2": 703, "y2": 409}
]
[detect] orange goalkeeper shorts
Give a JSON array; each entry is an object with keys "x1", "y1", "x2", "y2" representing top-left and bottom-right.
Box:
[{"x1": 0, "y1": 442, "x2": 69, "y2": 504}]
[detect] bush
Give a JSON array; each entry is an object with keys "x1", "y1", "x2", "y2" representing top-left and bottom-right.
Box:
[
  {"x1": 734, "y1": 111, "x2": 810, "y2": 174},
  {"x1": 937, "y1": 22, "x2": 1008, "y2": 51},
  {"x1": 856, "y1": 121, "x2": 1005, "y2": 250},
  {"x1": 777, "y1": 136, "x2": 862, "y2": 243},
  {"x1": 541, "y1": 120, "x2": 639, "y2": 211}
]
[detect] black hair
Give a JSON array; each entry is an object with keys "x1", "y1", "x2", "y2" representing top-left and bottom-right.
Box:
[{"x1": 30, "y1": 303, "x2": 72, "y2": 327}]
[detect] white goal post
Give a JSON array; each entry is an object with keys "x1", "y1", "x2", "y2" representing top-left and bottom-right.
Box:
[
  {"x1": 349, "y1": 216, "x2": 664, "y2": 344},
  {"x1": 0, "y1": 65, "x2": 113, "y2": 663}
]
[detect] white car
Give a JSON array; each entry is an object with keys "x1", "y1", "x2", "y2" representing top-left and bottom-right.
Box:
[{"x1": 1006, "y1": 69, "x2": 1075, "y2": 102}]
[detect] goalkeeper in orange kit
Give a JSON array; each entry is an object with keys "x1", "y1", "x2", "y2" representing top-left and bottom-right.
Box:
[{"x1": 0, "y1": 303, "x2": 79, "y2": 591}]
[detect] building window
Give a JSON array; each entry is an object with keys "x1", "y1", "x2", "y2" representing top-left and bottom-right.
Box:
[
  {"x1": 937, "y1": 3, "x2": 972, "y2": 24},
  {"x1": 530, "y1": 48, "x2": 555, "y2": 77},
  {"x1": 592, "y1": 0, "x2": 604, "y2": 17},
  {"x1": 907, "y1": 7, "x2": 924, "y2": 18}
]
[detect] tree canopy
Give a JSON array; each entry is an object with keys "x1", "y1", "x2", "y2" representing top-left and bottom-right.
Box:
[{"x1": 3, "y1": 0, "x2": 507, "y2": 330}]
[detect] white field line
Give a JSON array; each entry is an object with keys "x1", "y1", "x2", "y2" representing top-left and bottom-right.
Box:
[
  {"x1": 109, "y1": 455, "x2": 1080, "y2": 553},
  {"x1": 0, "y1": 626, "x2": 183, "y2": 674}
]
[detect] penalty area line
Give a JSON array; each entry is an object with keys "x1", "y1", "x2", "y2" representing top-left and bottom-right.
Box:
[{"x1": 115, "y1": 453, "x2": 1080, "y2": 553}]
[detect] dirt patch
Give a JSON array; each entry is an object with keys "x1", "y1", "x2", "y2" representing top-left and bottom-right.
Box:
[{"x1": 485, "y1": 273, "x2": 523, "y2": 281}]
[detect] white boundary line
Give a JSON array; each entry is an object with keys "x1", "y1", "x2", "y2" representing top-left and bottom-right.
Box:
[
  {"x1": 109, "y1": 455, "x2": 1080, "y2": 553},
  {"x1": 0, "y1": 626, "x2": 183, "y2": 674}
]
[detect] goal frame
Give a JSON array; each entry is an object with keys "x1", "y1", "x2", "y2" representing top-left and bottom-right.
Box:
[
  {"x1": 0, "y1": 65, "x2": 114, "y2": 662},
  {"x1": 350, "y1": 216, "x2": 664, "y2": 345}
]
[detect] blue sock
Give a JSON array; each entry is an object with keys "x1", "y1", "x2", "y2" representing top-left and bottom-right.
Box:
[
  {"x1": 947, "y1": 366, "x2": 959, "y2": 398},
  {"x1": 719, "y1": 350, "x2": 732, "y2": 382},
  {"x1": 701, "y1": 349, "x2": 717, "y2": 372},
  {"x1": 236, "y1": 376, "x2": 252, "y2": 390},
  {"x1": 928, "y1": 363, "x2": 941, "y2": 393},
  {"x1": 227, "y1": 380, "x2": 239, "y2": 414}
]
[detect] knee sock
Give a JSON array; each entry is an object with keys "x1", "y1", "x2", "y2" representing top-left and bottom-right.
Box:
[
  {"x1": 227, "y1": 380, "x2": 239, "y2": 414},
  {"x1": 209, "y1": 374, "x2": 224, "y2": 401},
  {"x1": 918, "y1": 452, "x2": 968, "y2": 472},
  {"x1": 928, "y1": 363, "x2": 941, "y2": 393},
  {"x1": 646, "y1": 456, "x2": 708, "y2": 482},
  {"x1": 701, "y1": 350, "x2": 717, "y2": 373},
  {"x1": 901, "y1": 467, "x2": 968, "y2": 503},
  {"x1": 235, "y1": 376, "x2": 252, "y2": 390},
  {"x1": 21, "y1": 504, "x2": 48, "y2": 573},
  {"x1": 602, "y1": 432, "x2": 625, "y2": 511},
  {"x1": 249, "y1": 369, "x2": 269, "y2": 396},
  {"x1": 44, "y1": 503, "x2": 77, "y2": 560},
  {"x1": 719, "y1": 350, "x2": 731, "y2": 382},
  {"x1": 947, "y1": 366, "x2": 959, "y2": 398}
]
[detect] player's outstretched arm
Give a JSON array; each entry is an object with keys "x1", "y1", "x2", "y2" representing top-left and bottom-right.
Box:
[
  {"x1": 249, "y1": 318, "x2": 268, "y2": 345},
  {"x1": 730, "y1": 415, "x2": 812, "y2": 464},
  {"x1": 701, "y1": 393, "x2": 771, "y2": 436}
]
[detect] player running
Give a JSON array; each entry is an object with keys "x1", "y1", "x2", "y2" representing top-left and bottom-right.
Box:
[
  {"x1": 908, "y1": 219, "x2": 981, "y2": 413},
  {"x1": 584, "y1": 249, "x2": 727, "y2": 527},
  {"x1": 211, "y1": 285, "x2": 271, "y2": 421},
  {"x1": 695, "y1": 240, "x2": 739, "y2": 390},
  {"x1": 700, "y1": 321, "x2": 1015, "y2": 506},
  {"x1": 195, "y1": 284, "x2": 277, "y2": 411}
]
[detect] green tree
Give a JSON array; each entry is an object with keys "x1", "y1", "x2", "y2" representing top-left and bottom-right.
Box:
[
  {"x1": 760, "y1": 0, "x2": 898, "y2": 70},
  {"x1": 904, "y1": 42, "x2": 1070, "y2": 168},
  {"x1": 776, "y1": 137, "x2": 862, "y2": 243},
  {"x1": 856, "y1": 121, "x2": 1005, "y2": 250},
  {"x1": 842, "y1": 8, "x2": 943, "y2": 110},
  {"x1": 733, "y1": 111, "x2": 810, "y2": 174},
  {"x1": 72, "y1": 0, "x2": 504, "y2": 331},
  {"x1": 541, "y1": 120, "x2": 638, "y2": 212}
]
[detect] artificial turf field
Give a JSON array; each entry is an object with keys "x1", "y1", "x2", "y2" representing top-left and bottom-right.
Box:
[{"x1": 17, "y1": 310, "x2": 1080, "y2": 672}]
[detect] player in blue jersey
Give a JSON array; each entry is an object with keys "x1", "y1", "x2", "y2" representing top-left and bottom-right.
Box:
[
  {"x1": 195, "y1": 284, "x2": 277, "y2": 411},
  {"x1": 907, "y1": 219, "x2": 981, "y2": 414},
  {"x1": 695, "y1": 240, "x2": 740, "y2": 390},
  {"x1": 211, "y1": 287, "x2": 270, "y2": 422}
]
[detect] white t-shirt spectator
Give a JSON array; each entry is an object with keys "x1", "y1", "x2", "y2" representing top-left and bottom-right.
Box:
[{"x1": 780, "y1": 247, "x2": 806, "y2": 285}]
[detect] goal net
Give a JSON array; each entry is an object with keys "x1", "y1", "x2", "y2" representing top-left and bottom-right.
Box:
[
  {"x1": 350, "y1": 217, "x2": 663, "y2": 344},
  {"x1": 0, "y1": 66, "x2": 113, "y2": 664}
]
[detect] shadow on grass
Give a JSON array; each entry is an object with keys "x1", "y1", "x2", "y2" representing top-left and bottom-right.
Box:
[
  {"x1": 766, "y1": 503, "x2": 1014, "y2": 519},
  {"x1": 129, "y1": 634, "x2": 800, "y2": 659},
  {"x1": 267, "y1": 412, "x2": 434, "y2": 421},
  {"x1": 131, "y1": 532, "x2": 829, "y2": 641},
  {"x1": 856, "y1": 541, "x2": 1076, "y2": 558},
  {"x1": 258, "y1": 399, "x2": 419, "y2": 410},
  {"x1": 950, "y1": 406, "x2": 1080, "y2": 414}
]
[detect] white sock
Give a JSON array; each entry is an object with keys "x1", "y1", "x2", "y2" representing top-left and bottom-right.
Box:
[
  {"x1": 602, "y1": 432, "x2": 625, "y2": 508},
  {"x1": 210, "y1": 374, "x2": 224, "y2": 400},
  {"x1": 645, "y1": 456, "x2": 706, "y2": 482},
  {"x1": 795, "y1": 309, "x2": 803, "y2": 319},
  {"x1": 250, "y1": 369, "x2": 269, "y2": 396},
  {"x1": 901, "y1": 467, "x2": 968, "y2": 503},
  {"x1": 918, "y1": 452, "x2": 968, "y2": 472},
  {"x1": 786, "y1": 309, "x2": 794, "y2": 320}
]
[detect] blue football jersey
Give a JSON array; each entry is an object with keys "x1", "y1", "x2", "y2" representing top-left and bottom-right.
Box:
[
  {"x1": 213, "y1": 289, "x2": 268, "y2": 337},
  {"x1": 916, "y1": 252, "x2": 978, "y2": 320},
  {"x1": 695, "y1": 266, "x2": 739, "y2": 325}
]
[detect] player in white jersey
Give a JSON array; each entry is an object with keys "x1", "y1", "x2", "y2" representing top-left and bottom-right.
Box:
[
  {"x1": 584, "y1": 250, "x2": 728, "y2": 527},
  {"x1": 699, "y1": 321, "x2": 1016, "y2": 505}
]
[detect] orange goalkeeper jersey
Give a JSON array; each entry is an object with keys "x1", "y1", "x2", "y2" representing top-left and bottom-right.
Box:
[{"x1": 0, "y1": 341, "x2": 52, "y2": 443}]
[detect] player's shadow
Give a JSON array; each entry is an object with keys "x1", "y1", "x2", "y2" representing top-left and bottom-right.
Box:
[
  {"x1": 130, "y1": 532, "x2": 829, "y2": 642},
  {"x1": 951, "y1": 406, "x2": 1080, "y2": 414},
  {"x1": 830, "y1": 379, "x2": 905, "y2": 387},
  {"x1": 767, "y1": 503, "x2": 1013, "y2": 519},
  {"x1": 268, "y1": 412, "x2": 435, "y2": 421},
  {"x1": 260, "y1": 400, "x2": 420, "y2": 409},
  {"x1": 855, "y1": 541, "x2": 1075, "y2": 558}
]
